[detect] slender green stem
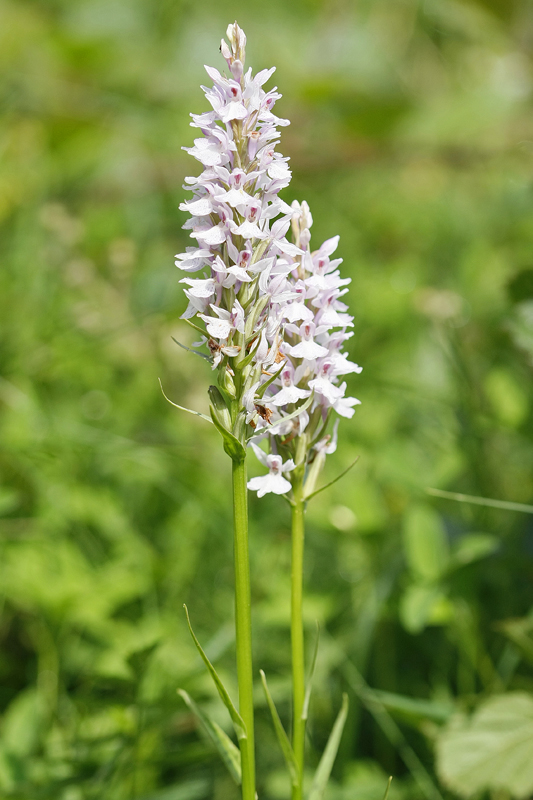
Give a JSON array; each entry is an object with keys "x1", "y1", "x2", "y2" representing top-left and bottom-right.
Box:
[
  {"x1": 232, "y1": 455, "x2": 256, "y2": 800},
  {"x1": 291, "y1": 480, "x2": 306, "y2": 800}
]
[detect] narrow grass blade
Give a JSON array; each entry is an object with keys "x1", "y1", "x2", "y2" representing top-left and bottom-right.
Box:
[
  {"x1": 307, "y1": 693, "x2": 349, "y2": 800},
  {"x1": 305, "y1": 457, "x2": 360, "y2": 502},
  {"x1": 178, "y1": 689, "x2": 241, "y2": 785},
  {"x1": 342, "y1": 658, "x2": 443, "y2": 800},
  {"x1": 426, "y1": 488, "x2": 533, "y2": 515},
  {"x1": 382, "y1": 776, "x2": 393, "y2": 800},
  {"x1": 260, "y1": 670, "x2": 299, "y2": 788},
  {"x1": 171, "y1": 336, "x2": 212, "y2": 362},
  {"x1": 302, "y1": 624, "x2": 320, "y2": 722},
  {"x1": 159, "y1": 380, "x2": 212, "y2": 423},
  {"x1": 183, "y1": 605, "x2": 246, "y2": 741}
]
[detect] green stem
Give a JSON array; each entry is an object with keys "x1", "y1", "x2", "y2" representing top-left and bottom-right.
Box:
[
  {"x1": 291, "y1": 480, "x2": 306, "y2": 800},
  {"x1": 232, "y1": 456, "x2": 256, "y2": 800}
]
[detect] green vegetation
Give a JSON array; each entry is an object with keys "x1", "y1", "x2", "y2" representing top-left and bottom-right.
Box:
[{"x1": 1, "y1": 0, "x2": 533, "y2": 798}]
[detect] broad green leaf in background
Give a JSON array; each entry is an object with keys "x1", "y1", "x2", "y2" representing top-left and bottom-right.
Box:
[
  {"x1": 0, "y1": 688, "x2": 47, "y2": 759},
  {"x1": 308, "y1": 693, "x2": 349, "y2": 800},
  {"x1": 451, "y1": 533, "x2": 499, "y2": 566},
  {"x1": 497, "y1": 617, "x2": 533, "y2": 666},
  {"x1": 402, "y1": 505, "x2": 449, "y2": 583},
  {"x1": 399, "y1": 585, "x2": 453, "y2": 634},
  {"x1": 436, "y1": 692, "x2": 533, "y2": 798},
  {"x1": 178, "y1": 690, "x2": 241, "y2": 785},
  {"x1": 484, "y1": 368, "x2": 528, "y2": 428}
]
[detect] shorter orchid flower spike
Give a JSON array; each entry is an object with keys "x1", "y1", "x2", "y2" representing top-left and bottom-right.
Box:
[{"x1": 247, "y1": 442, "x2": 295, "y2": 497}]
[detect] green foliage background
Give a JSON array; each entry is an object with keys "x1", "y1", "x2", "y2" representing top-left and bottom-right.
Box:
[{"x1": 1, "y1": 0, "x2": 533, "y2": 798}]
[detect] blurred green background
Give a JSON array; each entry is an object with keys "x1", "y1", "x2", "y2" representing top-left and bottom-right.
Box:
[{"x1": 2, "y1": 0, "x2": 533, "y2": 798}]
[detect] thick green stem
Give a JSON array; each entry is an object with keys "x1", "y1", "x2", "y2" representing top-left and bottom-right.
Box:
[
  {"x1": 232, "y1": 456, "x2": 256, "y2": 800},
  {"x1": 291, "y1": 480, "x2": 306, "y2": 800}
]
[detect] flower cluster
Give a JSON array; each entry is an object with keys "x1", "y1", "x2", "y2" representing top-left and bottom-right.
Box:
[
  {"x1": 175, "y1": 22, "x2": 306, "y2": 451},
  {"x1": 176, "y1": 22, "x2": 361, "y2": 488},
  {"x1": 245, "y1": 200, "x2": 362, "y2": 498}
]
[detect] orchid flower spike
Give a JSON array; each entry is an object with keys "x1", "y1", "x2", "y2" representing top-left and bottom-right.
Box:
[{"x1": 246, "y1": 200, "x2": 362, "y2": 499}]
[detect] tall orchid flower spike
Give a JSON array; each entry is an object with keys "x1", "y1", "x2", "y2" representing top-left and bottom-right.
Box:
[
  {"x1": 247, "y1": 199, "x2": 361, "y2": 504},
  {"x1": 246, "y1": 200, "x2": 361, "y2": 800},
  {"x1": 173, "y1": 22, "x2": 355, "y2": 800}
]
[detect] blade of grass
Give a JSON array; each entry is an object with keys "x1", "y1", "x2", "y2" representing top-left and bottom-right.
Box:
[
  {"x1": 178, "y1": 690, "x2": 241, "y2": 785},
  {"x1": 307, "y1": 694, "x2": 349, "y2": 800},
  {"x1": 260, "y1": 670, "x2": 299, "y2": 788},
  {"x1": 426, "y1": 488, "x2": 533, "y2": 515}
]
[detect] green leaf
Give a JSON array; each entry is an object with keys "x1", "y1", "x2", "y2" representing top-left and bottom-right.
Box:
[
  {"x1": 497, "y1": 617, "x2": 533, "y2": 665},
  {"x1": 370, "y1": 689, "x2": 454, "y2": 724},
  {"x1": 1, "y1": 688, "x2": 47, "y2": 758},
  {"x1": 304, "y1": 457, "x2": 360, "y2": 502},
  {"x1": 183, "y1": 605, "x2": 246, "y2": 741},
  {"x1": 209, "y1": 408, "x2": 246, "y2": 463},
  {"x1": 307, "y1": 693, "x2": 349, "y2": 800},
  {"x1": 399, "y1": 584, "x2": 453, "y2": 634},
  {"x1": 260, "y1": 670, "x2": 299, "y2": 788},
  {"x1": 403, "y1": 505, "x2": 449, "y2": 582},
  {"x1": 436, "y1": 692, "x2": 533, "y2": 799},
  {"x1": 451, "y1": 533, "x2": 499, "y2": 566},
  {"x1": 178, "y1": 689, "x2": 241, "y2": 785},
  {"x1": 159, "y1": 379, "x2": 213, "y2": 423},
  {"x1": 382, "y1": 776, "x2": 393, "y2": 800}
]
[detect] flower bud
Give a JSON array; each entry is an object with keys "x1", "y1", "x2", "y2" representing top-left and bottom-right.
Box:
[
  {"x1": 208, "y1": 385, "x2": 232, "y2": 430},
  {"x1": 218, "y1": 365, "x2": 237, "y2": 399}
]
